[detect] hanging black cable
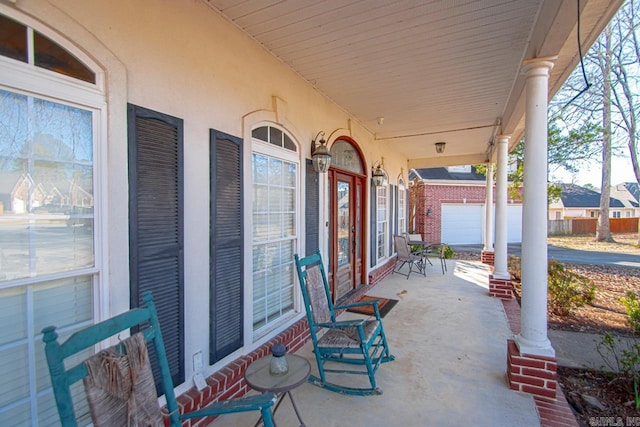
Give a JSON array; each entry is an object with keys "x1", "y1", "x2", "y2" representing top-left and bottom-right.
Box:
[{"x1": 564, "y1": 0, "x2": 592, "y2": 108}]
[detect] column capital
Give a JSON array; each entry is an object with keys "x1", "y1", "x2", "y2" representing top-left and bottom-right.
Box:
[
  {"x1": 495, "y1": 134, "x2": 511, "y2": 144},
  {"x1": 522, "y1": 56, "x2": 556, "y2": 75}
]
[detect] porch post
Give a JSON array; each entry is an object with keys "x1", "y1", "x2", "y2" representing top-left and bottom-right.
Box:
[
  {"x1": 517, "y1": 57, "x2": 555, "y2": 357},
  {"x1": 493, "y1": 135, "x2": 510, "y2": 279},
  {"x1": 507, "y1": 57, "x2": 557, "y2": 400},
  {"x1": 481, "y1": 163, "x2": 494, "y2": 265},
  {"x1": 488, "y1": 135, "x2": 513, "y2": 299}
]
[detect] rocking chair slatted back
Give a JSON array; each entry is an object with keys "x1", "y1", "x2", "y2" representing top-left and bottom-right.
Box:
[
  {"x1": 304, "y1": 265, "x2": 333, "y2": 325},
  {"x1": 42, "y1": 292, "x2": 276, "y2": 427},
  {"x1": 294, "y1": 251, "x2": 395, "y2": 396}
]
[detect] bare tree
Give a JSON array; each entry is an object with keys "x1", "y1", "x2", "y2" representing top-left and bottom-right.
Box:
[
  {"x1": 609, "y1": 0, "x2": 640, "y2": 244},
  {"x1": 552, "y1": 0, "x2": 640, "y2": 243},
  {"x1": 597, "y1": 25, "x2": 614, "y2": 242}
]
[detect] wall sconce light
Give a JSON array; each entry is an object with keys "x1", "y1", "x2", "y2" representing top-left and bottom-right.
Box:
[
  {"x1": 371, "y1": 160, "x2": 388, "y2": 187},
  {"x1": 427, "y1": 208, "x2": 432, "y2": 217},
  {"x1": 311, "y1": 131, "x2": 331, "y2": 173},
  {"x1": 435, "y1": 141, "x2": 446, "y2": 154}
]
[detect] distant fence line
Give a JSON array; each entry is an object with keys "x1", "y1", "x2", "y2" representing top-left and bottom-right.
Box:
[{"x1": 548, "y1": 218, "x2": 639, "y2": 235}]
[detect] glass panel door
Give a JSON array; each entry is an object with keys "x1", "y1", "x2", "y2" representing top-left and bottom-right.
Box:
[{"x1": 337, "y1": 180, "x2": 350, "y2": 269}]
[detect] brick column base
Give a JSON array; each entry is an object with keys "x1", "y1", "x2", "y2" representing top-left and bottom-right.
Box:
[
  {"x1": 488, "y1": 275, "x2": 514, "y2": 299},
  {"x1": 507, "y1": 339, "x2": 557, "y2": 400},
  {"x1": 481, "y1": 250, "x2": 494, "y2": 265}
]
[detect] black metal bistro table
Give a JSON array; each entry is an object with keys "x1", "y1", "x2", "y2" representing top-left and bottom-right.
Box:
[
  {"x1": 409, "y1": 239, "x2": 447, "y2": 273},
  {"x1": 245, "y1": 354, "x2": 311, "y2": 427},
  {"x1": 408, "y1": 239, "x2": 433, "y2": 264}
]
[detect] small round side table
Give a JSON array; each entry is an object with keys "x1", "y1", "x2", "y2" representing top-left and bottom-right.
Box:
[{"x1": 245, "y1": 353, "x2": 311, "y2": 427}]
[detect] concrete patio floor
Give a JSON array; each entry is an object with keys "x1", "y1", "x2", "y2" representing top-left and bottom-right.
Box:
[{"x1": 211, "y1": 259, "x2": 542, "y2": 426}]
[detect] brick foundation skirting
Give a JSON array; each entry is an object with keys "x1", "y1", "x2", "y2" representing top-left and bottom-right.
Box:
[
  {"x1": 164, "y1": 319, "x2": 310, "y2": 426},
  {"x1": 501, "y1": 301, "x2": 578, "y2": 425},
  {"x1": 368, "y1": 257, "x2": 396, "y2": 286},
  {"x1": 507, "y1": 339, "x2": 558, "y2": 400},
  {"x1": 481, "y1": 250, "x2": 495, "y2": 266},
  {"x1": 165, "y1": 276, "x2": 376, "y2": 426},
  {"x1": 488, "y1": 274, "x2": 514, "y2": 299}
]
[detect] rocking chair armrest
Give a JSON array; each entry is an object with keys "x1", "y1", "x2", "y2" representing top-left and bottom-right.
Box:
[
  {"x1": 335, "y1": 300, "x2": 380, "y2": 310},
  {"x1": 317, "y1": 319, "x2": 366, "y2": 329},
  {"x1": 180, "y1": 393, "x2": 277, "y2": 419}
]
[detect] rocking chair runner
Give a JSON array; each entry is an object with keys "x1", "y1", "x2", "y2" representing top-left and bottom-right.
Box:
[
  {"x1": 42, "y1": 291, "x2": 276, "y2": 427},
  {"x1": 294, "y1": 251, "x2": 395, "y2": 396}
]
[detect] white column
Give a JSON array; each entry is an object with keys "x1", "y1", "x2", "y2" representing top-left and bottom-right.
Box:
[
  {"x1": 483, "y1": 162, "x2": 494, "y2": 252},
  {"x1": 493, "y1": 135, "x2": 510, "y2": 279},
  {"x1": 515, "y1": 57, "x2": 556, "y2": 357}
]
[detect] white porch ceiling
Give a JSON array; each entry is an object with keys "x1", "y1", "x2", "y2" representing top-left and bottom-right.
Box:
[{"x1": 204, "y1": 0, "x2": 623, "y2": 168}]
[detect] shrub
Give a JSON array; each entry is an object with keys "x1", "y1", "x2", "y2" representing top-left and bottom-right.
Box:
[
  {"x1": 508, "y1": 256, "x2": 521, "y2": 281},
  {"x1": 596, "y1": 333, "x2": 640, "y2": 410},
  {"x1": 507, "y1": 257, "x2": 595, "y2": 316},
  {"x1": 547, "y1": 260, "x2": 595, "y2": 316},
  {"x1": 621, "y1": 291, "x2": 640, "y2": 334},
  {"x1": 441, "y1": 244, "x2": 455, "y2": 259}
]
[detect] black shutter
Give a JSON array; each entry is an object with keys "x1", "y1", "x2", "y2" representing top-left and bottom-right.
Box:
[
  {"x1": 127, "y1": 104, "x2": 184, "y2": 393},
  {"x1": 370, "y1": 181, "x2": 376, "y2": 268},
  {"x1": 305, "y1": 159, "x2": 319, "y2": 256},
  {"x1": 210, "y1": 130, "x2": 243, "y2": 363}
]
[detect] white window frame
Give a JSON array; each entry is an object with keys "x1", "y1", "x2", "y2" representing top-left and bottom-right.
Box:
[
  {"x1": 249, "y1": 126, "x2": 301, "y2": 342},
  {"x1": 376, "y1": 184, "x2": 389, "y2": 263},
  {"x1": 0, "y1": 8, "x2": 106, "y2": 426},
  {"x1": 398, "y1": 179, "x2": 406, "y2": 235}
]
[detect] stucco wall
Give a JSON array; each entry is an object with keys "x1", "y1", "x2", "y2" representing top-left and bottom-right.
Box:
[{"x1": 7, "y1": 0, "x2": 410, "y2": 401}]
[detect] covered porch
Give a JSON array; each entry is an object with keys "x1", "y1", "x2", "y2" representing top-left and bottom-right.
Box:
[
  {"x1": 212, "y1": 259, "x2": 572, "y2": 427},
  {"x1": 0, "y1": 1, "x2": 624, "y2": 425}
]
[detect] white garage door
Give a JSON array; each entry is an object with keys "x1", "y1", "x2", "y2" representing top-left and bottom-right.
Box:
[
  {"x1": 441, "y1": 204, "x2": 484, "y2": 244},
  {"x1": 489, "y1": 204, "x2": 524, "y2": 243},
  {"x1": 505, "y1": 204, "x2": 523, "y2": 243}
]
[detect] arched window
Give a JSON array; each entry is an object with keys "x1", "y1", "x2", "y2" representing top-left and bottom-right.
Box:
[
  {"x1": 0, "y1": 13, "x2": 96, "y2": 83},
  {"x1": 0, "y1": 10, "x2": 104, "y2": 426},
  {"x1": 251, "y1": 125, "x2": 299, "y2": 338}
]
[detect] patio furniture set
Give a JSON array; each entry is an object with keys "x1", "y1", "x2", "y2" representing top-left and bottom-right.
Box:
[{"x1": 42, "y1": 251, "x2": 396, "y2": 426}]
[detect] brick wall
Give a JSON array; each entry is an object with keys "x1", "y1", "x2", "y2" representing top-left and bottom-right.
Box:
[
  {"x1": 507, "y1": 339, "x2": 557, "y2": 400},
  {"x1": 368, "y1": 257, "x2": 396, "y2": 286},
  {"x1": 166, "y1": 318, "x2": 310, "y2": 426},
  {"x1": 167, "y1": 278, "x2": 377, "y2": 426},
  {"x1": 410, "y1": 182, "x2": 488, "y2": 243}
]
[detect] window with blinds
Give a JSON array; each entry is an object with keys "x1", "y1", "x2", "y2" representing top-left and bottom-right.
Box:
[
  {"x1": 376, "y1": 185, "x2": 389, "y2": 261},
  {"x1": 0, "y1": 87, "x2": 97, "y2": 427},
  {"x1": 398, "y1": 179, "x2": 406, "y2": 235},
  {"x1": 251, "y1": 128, "x2": 299, "y2": 337}
]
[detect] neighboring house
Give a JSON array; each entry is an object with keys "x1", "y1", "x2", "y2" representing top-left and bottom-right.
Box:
[
  {"x1": 409, "y1": 166, "x2": 523, "y2": 245},
  {"x1": 610, "y1": 182, "x2": 640, "y2": 218},
  {"x1": 549, "y1": 183, "x2": 632, "y2": 219}
]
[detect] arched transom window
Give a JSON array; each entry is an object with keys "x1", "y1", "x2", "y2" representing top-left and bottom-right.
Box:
[{"x1": 330, "y1": 139, "x2": 363, "y2": 174}]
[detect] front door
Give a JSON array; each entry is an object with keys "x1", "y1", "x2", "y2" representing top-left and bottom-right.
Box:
[{"x1": 329, "y1": 171, "x2": 365, "y2": 301}]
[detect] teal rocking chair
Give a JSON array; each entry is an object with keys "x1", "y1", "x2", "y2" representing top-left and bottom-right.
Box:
[
  {"x1": 294, "y1": 251, "x2": 395, "y2": 396},
  {"x1": 42, "y1": 291, "x2": 276, "y2": 427}
]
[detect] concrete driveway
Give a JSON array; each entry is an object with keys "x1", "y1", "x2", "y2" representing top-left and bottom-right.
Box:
[{"x1": 450, "y1": 243, "x2": 640, "y2": 268}]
